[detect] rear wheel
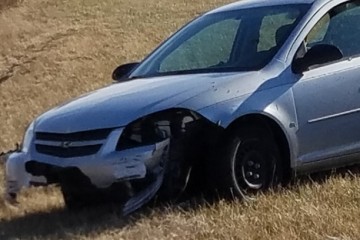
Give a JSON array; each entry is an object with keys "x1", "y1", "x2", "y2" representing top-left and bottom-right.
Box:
[{"x1": 217, "y1": 125, "x2": 283, "y2": 199}]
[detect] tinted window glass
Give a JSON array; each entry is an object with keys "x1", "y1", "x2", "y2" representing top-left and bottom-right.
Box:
[
  {"x1": 130, "y1": 4, "x2": 310, "y2": 78},
  {"x1": 160, "y1": 19, "x2": 241, "y2": 72},
  {"x1": 306, "y1": 1, "x2": 360, "y2": 58},
  {"x1": 258, "y1": 12, "x2": 298, "y2": 51}
]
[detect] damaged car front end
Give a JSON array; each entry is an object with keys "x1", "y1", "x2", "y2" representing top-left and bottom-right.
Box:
[
  {"x1": 6, "y1": 0, "x2": 330, "y2": 214},
  {"x1": 6, "y1": 109, "x2": 219, "y2": 214}
]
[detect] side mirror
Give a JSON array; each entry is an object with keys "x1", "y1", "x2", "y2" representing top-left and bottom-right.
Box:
[
  {"x1": 292, "y1": 44, "x2": 343, "y2": 74},
  {"x1": 112, "y1": 62, "x2": 139, "y2": 82}
]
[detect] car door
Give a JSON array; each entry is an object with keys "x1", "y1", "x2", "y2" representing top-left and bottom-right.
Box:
[{"x1": 292, "y1": 0, "x2": 360, "y2": 164}]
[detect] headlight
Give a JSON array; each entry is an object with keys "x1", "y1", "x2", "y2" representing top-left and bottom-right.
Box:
[{"x1": 22, "y1": 121, "x2": 35, "y2": 152}]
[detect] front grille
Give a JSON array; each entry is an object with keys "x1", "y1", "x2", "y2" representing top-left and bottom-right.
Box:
[
  {"x1": 35, "y1": 128, "x2": 112, "y2": 158},
  {"x1": 36, "y1": 144, "x2": 102, "y2": 158},
  {"x1": 36, "y1": 128, "x2": 113, "y2": 141}
]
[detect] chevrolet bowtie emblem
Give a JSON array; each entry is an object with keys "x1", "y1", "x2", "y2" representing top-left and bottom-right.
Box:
[{"x1": 60, "y1": 141, "x2": 72, "y2": 148}]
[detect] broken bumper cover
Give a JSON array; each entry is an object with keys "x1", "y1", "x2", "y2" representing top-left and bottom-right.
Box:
[{"x1": 5, "y1": 127, "x2": 170, "y2": 214}]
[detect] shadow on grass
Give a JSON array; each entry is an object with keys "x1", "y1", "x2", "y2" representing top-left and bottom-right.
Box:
[
  {"x1": 0, "y1": 204, "x2": 141, "y2": 239},
  {"x1": 0, "y1": 193, "x2": 212, "y2": 239},
  {"x1": 1, "y1": 164, "x2": 360, "y2": 239}
]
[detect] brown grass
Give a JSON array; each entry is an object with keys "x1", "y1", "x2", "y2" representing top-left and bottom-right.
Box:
[
  {"x1": 1, "y1": 0, "x2": 360, "y2": 239},
  {"x1": 0, "y1": 0, "x2": 20, "y2": 11}
]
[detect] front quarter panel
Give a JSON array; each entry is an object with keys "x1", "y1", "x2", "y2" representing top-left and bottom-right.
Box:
[{"x1": 197, "y1": 83, "x2": 298, "y2": 167}]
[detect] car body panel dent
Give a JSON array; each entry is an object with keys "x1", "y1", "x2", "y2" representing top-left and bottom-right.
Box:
[{"x1": 197, "y1": 80, "x2": 298, "y2": 166}]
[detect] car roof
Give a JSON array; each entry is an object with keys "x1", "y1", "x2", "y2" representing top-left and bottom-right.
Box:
[{"x1": 207, "y1": 0, "x2": 320, "y2": 14}]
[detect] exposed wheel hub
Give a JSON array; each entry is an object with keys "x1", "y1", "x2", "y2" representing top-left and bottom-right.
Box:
[
  {"x1": 241, "y1": 151, "x2": 266, "y2": 189},
  {"x1": 235, "y1": 140, "x2": 271, "y2": 192}
]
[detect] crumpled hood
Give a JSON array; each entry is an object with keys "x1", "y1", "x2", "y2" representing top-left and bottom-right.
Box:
[{"x1": 35, "y1": 72, "x2": 260, "y2": 133}]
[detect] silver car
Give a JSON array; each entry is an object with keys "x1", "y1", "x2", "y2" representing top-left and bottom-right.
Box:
[{"x1": 6, "y1": 0, "x2": 360, "y2": 214}]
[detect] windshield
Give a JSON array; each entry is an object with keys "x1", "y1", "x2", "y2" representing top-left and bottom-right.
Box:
[{"x1": 130, "y1": 4, "x2": 310, "y2": 79}]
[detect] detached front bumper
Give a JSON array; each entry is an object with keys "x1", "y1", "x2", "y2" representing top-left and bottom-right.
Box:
[{"x1": 5, "y1": 127, "x2": 170, "y2": 214}]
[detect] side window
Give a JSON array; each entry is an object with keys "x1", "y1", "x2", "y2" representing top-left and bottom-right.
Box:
[
  {"x1": 159, "y1": 19, "x2": 241, "y2": 73},
  {"x1": 258, "y1": 12, "x2": 298, "y2": 51},
  {"x1": 305, "y1": 1, "x2": 360, "y2": 59},
  {"x1": 306, "y1": 14, "x2": 330, "y2": 47}
]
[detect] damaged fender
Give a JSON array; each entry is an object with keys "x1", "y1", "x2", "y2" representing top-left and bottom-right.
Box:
[{"x1": 5, "y1": 152, "x2": 46, "y2": 198}]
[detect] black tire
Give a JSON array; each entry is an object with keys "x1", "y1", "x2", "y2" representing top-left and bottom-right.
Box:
[
  {"x1": 158, "y1": 138, "x2": 192, "y2": 201},
  {"x1": 216, "y1": 125, "x2": 283, "y2": 199},
  {"x1": 61, "y1": 186, "x2": 87, "y2": 210}
]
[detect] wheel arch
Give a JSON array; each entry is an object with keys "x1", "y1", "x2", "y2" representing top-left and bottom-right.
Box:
[{"x1": 224, "y1": 113, "x2": 293, "y2": 181}]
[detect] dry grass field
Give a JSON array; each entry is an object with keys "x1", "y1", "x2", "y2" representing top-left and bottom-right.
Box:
[{"x1": 1, "y1": 0, "x2": 360, "y2": 239}]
